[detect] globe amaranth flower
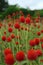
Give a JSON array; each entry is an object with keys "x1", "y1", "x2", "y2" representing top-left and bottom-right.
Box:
[
  {"x1": 4, "y1": 48, "x2": 12, "y2": 56},
  {"x1": 27, "y1": 49, "x2": 38, "y2": 60},
  {"x1": 2, "y1": 35, "x2": 6, "y2": 41},
  {"x1": 16, "y1": 51, "x2": 25, "y2": 61},
  {"x1": 6, "y1": 37, "x2": 12, "y2": 42},
  {"x1": 14, "y1": 22, "x2": 20, "y2": 29},
  {"x1": 29, "y1": 39, "x2": 36, "y2": 46},
  {"x1": 5, "y1": 54, "x2": 15, "y2": 65},
  {"x1": 25, "y1": 17, "x2": 31, "y2": 24},
  {"x1": 8, "y1": 27, "x2": 13, "y2": 33},
  {"x1": 20, "y1": 16, "x2": 25, "y2": 23}
]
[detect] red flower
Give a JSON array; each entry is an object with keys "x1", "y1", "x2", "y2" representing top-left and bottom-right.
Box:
[
  {"x1": 25, "y1": 17, "x2": 31, "y2": 24},
  {"x1": 41, "y1": 30, "x2": 43, "y2": 33},
  {"x1": 5, "y1": 54, "x2": 15, "y2": 65},
  {"x1": 38, "y1": 25, "x2": 40, "y2": 29},
  {"x1": 20, "y1": 16, "x2": 25, "y2": 23},
  {"x1": 11, "y1": 34, "x2": 15, "y2": 39},
  {"x1": 0, "y1": 23, "x2": 2, "y2": 28},
  {"x1": 4, "y1": 48, "x2": 12, "y2": 56},
  {"x1": 4, "y1": 31, "x2": 6, "y2": 35},
  {"x1": 37, "y1": 32, "x2": 41, "y2": 36},
  {"x1": 16, "y1": 51, "x2": 25, "y2": 61},
  {"x1": 14, "y1": 22, "x2": 20, "y2": 29},
  {"x1": 34, "y1": 38, "x2": 40, "y2": 45},
  {"x1": 29, "y1": 39, "x2": 36, "y2": 46},
  {"x1": 41, "y1": 44, "x2": 43, "y2": 49},
  {"x1": 35, "y1": 18, "x2": 39, "y2": 23},
  {"x1": 36, "y1": 49, "x2": 42, "y2": 56},
  {"x1": 8, "y1": 23, "x2": 12, "y2": 27},
  {"x1": 6, "y1": 37, "x2": 12, "y2": 42},
  {"x1": 8, "y1": 27, "x2": 13, "y2": 33},
  {"x1": 16, "y1": 42, "x2": 19, "y2": 45},
  {"x1": 40, "y1": 38, "x2": 43, "y2": 42},
  {"x1": 2, "y1": 35, "x2": 6, "y2": 41},
  {"x1": 27, "y1": 49, "x2": 37, "y2": 60}
]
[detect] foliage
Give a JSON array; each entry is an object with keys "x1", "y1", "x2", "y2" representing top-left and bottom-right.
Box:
[{"x1": 0, "y1": 0, "x2": 8, "y2": 12}]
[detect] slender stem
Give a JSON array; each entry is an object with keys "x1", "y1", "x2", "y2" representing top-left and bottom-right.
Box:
[
  {"x1": 18, "y1": 62, "x2": 22, "y2": 65},
  {"x1": 17, "y1": 29, "x2": 20, "y2": 51},
  {"x1": 26, "y1": 25, "x2": 28, "y2": 52}
]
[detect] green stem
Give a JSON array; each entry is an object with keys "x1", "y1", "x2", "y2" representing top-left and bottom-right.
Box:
[
  {"x1": 17, "y1": 29, "x2": 20, "y2": 51},
  {"x1": 30, "y1": 61, "x2": 32, "y2": 65},
  {"x1": 18, "y1": 62, "x2": 22, "y2": 65},
  {"x1": 26, "y1": 26, "x2": 28, "y2": 52}
]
